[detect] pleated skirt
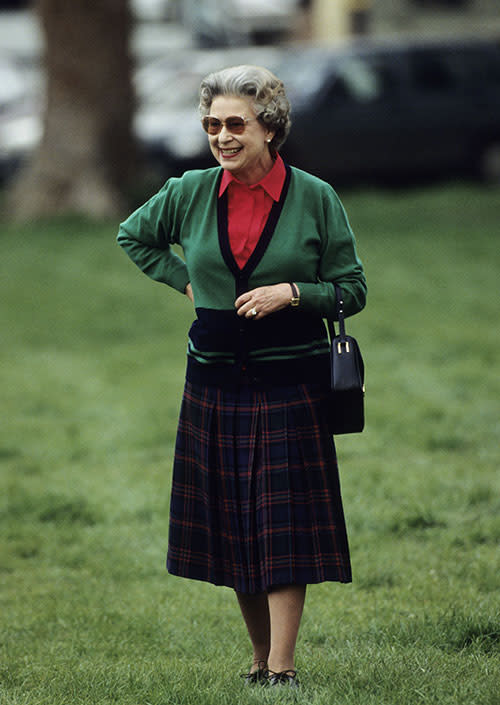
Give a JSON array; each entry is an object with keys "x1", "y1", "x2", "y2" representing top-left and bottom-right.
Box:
[{"x1": 166, "y1": 380, "x2": 352, "y2": 594}]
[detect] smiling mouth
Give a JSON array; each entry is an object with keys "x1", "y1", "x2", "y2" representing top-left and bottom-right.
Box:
[{"x1": 219, "y1": 147, "x2": 242, "y2": 156}]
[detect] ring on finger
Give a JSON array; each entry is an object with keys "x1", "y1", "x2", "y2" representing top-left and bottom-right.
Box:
[{"x1": 249, "y1": 307, "x2": 258, "y2": 317}]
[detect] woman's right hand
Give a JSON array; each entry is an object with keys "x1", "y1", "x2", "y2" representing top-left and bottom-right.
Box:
[{"x1": 185, "y1": 282, "x2": 194, "y2": 303}]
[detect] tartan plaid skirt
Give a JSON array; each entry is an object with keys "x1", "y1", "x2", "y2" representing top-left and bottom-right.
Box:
[{"x1": 166, "y1": 381, "x2": 352, "y2": 594}]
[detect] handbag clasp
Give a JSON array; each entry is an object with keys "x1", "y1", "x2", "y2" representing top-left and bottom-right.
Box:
[{"x1": 337, "y1": 340, "x2": 350, "y2": 354}]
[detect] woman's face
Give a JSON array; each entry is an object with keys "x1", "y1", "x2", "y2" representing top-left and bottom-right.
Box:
[{"x1": 206, "y1": 95, "x2": 275, "y2": 185}]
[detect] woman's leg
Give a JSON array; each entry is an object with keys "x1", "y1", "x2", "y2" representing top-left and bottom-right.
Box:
[
  {"x1": 236, "y1": 584, "x2": 306, "y2": 673},
  {"x1": 267, "y1": 584, "x2": 306, "y2": 673},
  {"x1": 235, "y1": 591, "x2": 271, "y2": 671}
]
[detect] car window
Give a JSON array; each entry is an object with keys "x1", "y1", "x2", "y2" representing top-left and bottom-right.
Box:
[
  {"x1": 323, "y1": 57, "x2": 395, "y2": 108},
  {"x1": 275, "y1": 52, "x2": 333, "y2": 109},
  {"x1": 408, "y1": 50, "x2": 459, "y2": 94},
  {"x1": 409, "y1": 45, "x2": 500, "y2": 97},
  {"x1": 458, "y1": 46, "x2": 500, "y2": 92}
]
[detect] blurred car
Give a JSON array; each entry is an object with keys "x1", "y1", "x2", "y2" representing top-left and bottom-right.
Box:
[
  {"x1": 279, "y1": 36, "x2": 500, "y2": 185},
  {"x1": 3, "y1": 37, "x2": 500, "y2": 188},
  {"x1": 182, "y1": 0, "x2": 301, "y2": 47},
  {"x1": 135, "y1": 36, "x2": 500, "y2": 186},
  {"x1": 0, "y1": 56, "x2": 42, "y2": 181},
  {"x1": 130, "y1": 0, "x2": 175, "y2": 22},
  {"x1": 0, "y1": 56, "x2": 25, "y2": 104},
  {"x1": 0, "y1": 1, "x2": 29, "y2": 8}
]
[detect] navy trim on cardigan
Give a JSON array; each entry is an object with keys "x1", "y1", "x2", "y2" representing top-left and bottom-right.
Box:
[
  {"x1": 216, "y1": 164, "x2": 293, "y2": 374},
  {"x1": 186, "y1": 351, "x2": 330, "y2": 389},
  {"x1": 217, "y1": 164, "x2": 292, "y2": 298}
]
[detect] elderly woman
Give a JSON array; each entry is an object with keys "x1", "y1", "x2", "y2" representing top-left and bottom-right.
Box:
[{"x1": 117, "y1": 65, "x2": 366, "y2": 687}]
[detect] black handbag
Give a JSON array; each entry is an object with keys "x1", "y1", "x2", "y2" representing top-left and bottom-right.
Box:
[{"x1": 326, "y1": 284, "x2": 365, "y2": 434}]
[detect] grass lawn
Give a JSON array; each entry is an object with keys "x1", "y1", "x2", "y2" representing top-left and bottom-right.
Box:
[{"x1": 1, "y1": 182, "x2": 499, "y2": 704}]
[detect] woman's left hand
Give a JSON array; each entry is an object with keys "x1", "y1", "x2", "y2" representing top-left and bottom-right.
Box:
[{"x1": 235, "y1": 283, "x2": 294, "y2": 320}]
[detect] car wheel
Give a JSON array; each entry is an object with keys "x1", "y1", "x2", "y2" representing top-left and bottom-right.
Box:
[{"x1": 479, "y1": 142, "x2": 500, "y2": 184}]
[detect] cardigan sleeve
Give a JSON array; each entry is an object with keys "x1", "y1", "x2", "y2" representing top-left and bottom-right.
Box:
[
  {"x1": 117, "y1": 178, "x2": 190, "y2": 295},
  {"x1": 295, "y1": 184, "x2": 366, "y2": 319}
]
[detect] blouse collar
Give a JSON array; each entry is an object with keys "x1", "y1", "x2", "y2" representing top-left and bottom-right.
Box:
[{"x1": 218, "y1": 153, "x2": 286, "y2": 202}]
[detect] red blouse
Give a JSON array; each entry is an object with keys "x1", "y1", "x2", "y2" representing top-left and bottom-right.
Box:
[{"x1": 218, "y1": 154, "x2": 287, "y2": 269}]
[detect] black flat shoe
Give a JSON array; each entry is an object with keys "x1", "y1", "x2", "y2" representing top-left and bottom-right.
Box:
[
  {"x1": 240, "y1": 661, "x2": 268, "y2": 686},
  {"x1": 266, "y1": 669, "x2": 300, "y2": 688}
]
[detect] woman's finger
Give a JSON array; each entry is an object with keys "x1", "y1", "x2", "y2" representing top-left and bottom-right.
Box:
[
  {"x1": 236, "y1": 284, "x2": 290, "y2": 319},
  {"x1": 234, "y1": 291, "x2": 252, "y2": 309}
]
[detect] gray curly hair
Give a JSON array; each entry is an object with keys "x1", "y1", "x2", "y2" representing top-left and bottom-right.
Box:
[{"x1": 199, "y1": 65, "x2": 291, "y2": 153}]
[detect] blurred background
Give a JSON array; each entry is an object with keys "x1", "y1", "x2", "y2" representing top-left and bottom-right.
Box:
[{"x1": 0, "y1": 0, "x2": 499, "y2": 218}]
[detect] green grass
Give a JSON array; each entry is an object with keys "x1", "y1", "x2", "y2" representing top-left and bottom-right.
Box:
[{"x1": 1, "y1": 183, "x2": 499, "y2": 704}]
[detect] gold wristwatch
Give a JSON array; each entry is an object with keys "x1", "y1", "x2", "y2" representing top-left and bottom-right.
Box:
[{"x1": 289, "y1": 282, "x2": 300, "y2": 307}]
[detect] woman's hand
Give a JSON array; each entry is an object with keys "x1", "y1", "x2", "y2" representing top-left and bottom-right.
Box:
[
  {"x1": 185, "y1": 282, "x2": 194, "y2": 303},
  {"x1": 235, "y1": 283, "x2": 297, "y2": 320}
]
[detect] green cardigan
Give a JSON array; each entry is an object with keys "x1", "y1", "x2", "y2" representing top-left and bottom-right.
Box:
[{"x1": 118, "y1": 164, "x2": 366, "y2": 387}]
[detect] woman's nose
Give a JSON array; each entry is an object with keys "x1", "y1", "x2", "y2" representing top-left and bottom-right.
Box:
[{"x1": 218, "y1": 124, "x2": 233, "y2": 141}]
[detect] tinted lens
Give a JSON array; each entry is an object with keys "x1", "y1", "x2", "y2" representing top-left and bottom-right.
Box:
[
  {"x1": 202, "y1": 117, "x2": 222, "y2": 134},
  {"x1": 225, "y1": 117, "x2": 246, "y2": 134},
  {"x1": 202, "y1": 116, "x2": 247, "y2": 134}
]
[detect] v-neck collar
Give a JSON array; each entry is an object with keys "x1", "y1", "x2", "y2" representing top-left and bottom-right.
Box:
[{"x1": 217, "y1": 163, "x2": 292, "y2": 295}]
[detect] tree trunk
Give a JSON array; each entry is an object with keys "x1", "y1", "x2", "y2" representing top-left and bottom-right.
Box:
[{"x1": 7, "y1": 0, "x2": 136, "y2": 220}]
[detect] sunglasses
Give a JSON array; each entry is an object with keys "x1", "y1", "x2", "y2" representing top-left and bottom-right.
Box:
[{"x1": 201, "y1": 115, "x2": 256, "y2": 135}]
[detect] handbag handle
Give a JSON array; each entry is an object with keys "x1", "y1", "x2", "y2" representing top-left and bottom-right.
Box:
[{"x1": 327, "y1": 284, "x2": 346, "y2": 343}]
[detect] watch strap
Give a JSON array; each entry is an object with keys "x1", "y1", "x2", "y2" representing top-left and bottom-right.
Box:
[{"x1": 289, "y1": 282, "x2": 300, "y2": 307}]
